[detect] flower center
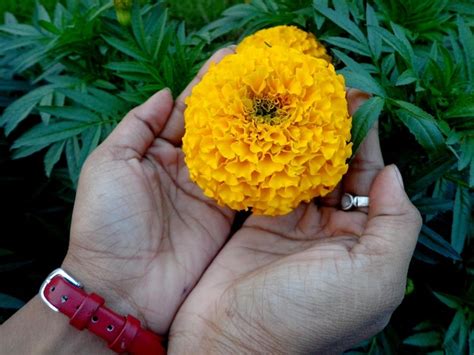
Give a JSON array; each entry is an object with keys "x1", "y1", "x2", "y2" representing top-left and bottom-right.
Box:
[{"x1": 250, "y1": 96, "x2": 286, "y2": 125}]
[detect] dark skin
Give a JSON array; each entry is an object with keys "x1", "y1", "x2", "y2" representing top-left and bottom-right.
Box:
[{"x1": 0, "y1": 48, "x2": 422, "y2": 354}]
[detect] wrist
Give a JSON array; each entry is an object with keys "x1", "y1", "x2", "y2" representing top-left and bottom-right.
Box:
[
  {"x1": 61, "y1": 252, "x2": 145, "y2": 327},
  {"x1": 1, "y1": 296, "x2": 111, "y2": 354}
]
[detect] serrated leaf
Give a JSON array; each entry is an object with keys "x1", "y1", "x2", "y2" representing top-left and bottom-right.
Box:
[
  {"x1": 396, "y1": 69, "x2": 417, "y2": 86},
  {"x1": 38, "y1": 106, "x2": 100, "y2": 122},
  {"x1": 151, "y1": 9, "x2": 168, "y2": 61},
  {"x1": 78, "y1": 126, "x2": 102, "y2": 167},
  {"x1": 395, "y1": 101, "x2": 445, "y2": 153},
  {"x1": 313, "y1": 0, "x2": 328, "y2": 29},
  {"x1": 332, "y1": 49, "x2": 366, "y2": 73},
  {"x1": 0, "y1": 293, "x2": 24, "y2": 310},
  {"x1": 409, "y1": 155, "x2": 456, "y2": 193},
  {"x1": 373, "y1": 25, "x2": 414, "y2": 68},
  {"x1": 0, "y1": 85, "x2": 57, "y2": 135},
  {"x1": 131, "y1": 0, "x2": 147, "y2": 53},
  {"x1": 414, "y1": 197, "x2": 453, "y2": 215},
  {"x1": 469, "y1": 329, "x2": 474, "y2": 355},
  {"x1": 418, "y1": 225, "x2": 462, "y2": 261},
  {"x1": 457, "y1": 16, "x2": 474, "y2": 88},
  {"x1": 444, "y1": 310, "x2": 466, "y2": 353},
  {"x1": 315, "y1": 5, "x2": 368, "y2": 46},
  {"x1": 102, "y1": 36, "x2": 148, "y2": 61},
  {"x1": 0, "y1": 23, "x2": 40, "y2": 36},
  {"x1": 340, "y1": 70, "x2": 386, "y2": 97},
  {"x1": 12, "y1": 121, "x2": 90, "y2": 148},
  {"x1": 451, "y1": 186, "x2": 471, "y2": 253},
  {"x1": 11, "y1": 142, "x2": 49, "y2": 159},
  {"x1": 351, "y1": 96, "x2": 385, "y2": 154},
  {"x1": 59, "y1": 89, "x2": 115, "y2": 115},
  {"x1": 432, "y1": 291, "x2": 462, "y2": 309},
  {"x1": 444, "y1": 94, "x2": 474, "y2": 119},
  {"x1": 65, "y1": 136, "x2": 81, "y2": 186},
  {"x1": 104, "y1": 61, "x2": 148, "y2": 73},
  {"x1": 38, "y1": 20, "x2": 61, "y2": 35},
  {"x1": 403, "y1": 331, "x2": 441, "y2": 347},
  {"x1": 366, "y1": 4, "x2": 382, "y2": 60},
  {"x1": 44, "y1": 140, "x2": 65, "y2": 177},
  {"x1": 324, "y1": 36, "x2": 371, "y2": 57}
]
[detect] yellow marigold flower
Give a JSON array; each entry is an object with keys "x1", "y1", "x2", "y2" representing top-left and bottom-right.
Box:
[
  {"x1": 183, "y1": 45, "x2": 351, "y2": 216},
  {"x1": 237, "y1": 25, "x2": 331, "y2": 62}
]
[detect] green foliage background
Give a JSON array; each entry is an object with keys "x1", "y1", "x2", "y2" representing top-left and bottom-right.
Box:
[{"x1": 0, "y1": 0, "x2": 473, "y2": 353}]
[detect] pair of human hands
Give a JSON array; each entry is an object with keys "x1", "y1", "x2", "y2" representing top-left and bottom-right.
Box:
[{"x1": 63, "y1": 47, "x2": 422, "y2": 354}]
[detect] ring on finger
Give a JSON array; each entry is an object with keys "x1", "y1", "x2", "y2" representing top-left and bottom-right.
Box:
[{"x1": 341, "y1": 193, "x2": 370, "y2": 211}]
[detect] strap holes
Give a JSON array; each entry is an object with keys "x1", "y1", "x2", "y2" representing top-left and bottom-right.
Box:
[
  {"x1": 106, "y1": 325, "x2": 114, "y2": 332},
  {"x1": 91, "y1": 316, "x2": 99, "y2": 323},
  {"x1": 61, "y1": 295, "x2": 68, "y2": 303},
  {"x1": 50, "y1": 286, "x2": 56, "y2": 292}
]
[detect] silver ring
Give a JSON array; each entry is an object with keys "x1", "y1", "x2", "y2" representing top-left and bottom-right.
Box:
[{"x1": 341, "y1": 193, "x2": 370, "y2": 210}]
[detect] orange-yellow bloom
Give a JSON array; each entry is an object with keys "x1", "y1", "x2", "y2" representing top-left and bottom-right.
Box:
[
  {"x1": 183, "y1": 43, "x2": 351, "y2": 216},
  {"x1": 237, "y1": 25, "x2": 331, "y2": 61}
]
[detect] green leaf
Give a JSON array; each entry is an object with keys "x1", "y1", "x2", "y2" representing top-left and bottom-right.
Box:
[
  {"x1": 432, "y1": 291, "x2": 462, "y2": 309},
  {"x1": 373, "y1": 25, "x2": 414, "y2": 67},
  {"x1": 396, "y1": 69, "x2": 417, "y2": 86},
  {"x1": 38, "y1": 20, "x2": 61, "y2": 35},
  {"x1": 418, "y1": 225, "x2": 462, "y2": 261},
  {"x1": 315, "y1": 5, "x2": 368, "y2": 46},
  {"x1": 414, "y1": 197, "x2": 453, "y2": 216},
  {"x1": 11, "y1": 142, "x2": 49, "y2": 159},
  {"x1": 131, "y1": 0, "x2": 147, "y2": 53},
  {"x1": 0, "y1": 85, "x2": 57, "y2": 135},
  {"x1": 78, "y1": 126, "x2": 102, "y2": 167},
  {"x1": 366, "y1": 4, "x2": 382, "y2": 60},
  {"x1": 403, "y1": 331, "x2": 441, "y2": 347},
  {"x1": 12, "y1": 121, "x2": 90, "y2": 148},
  {"x1": 38, "y1": 106, "x2": 100, "y2": 122},
  {"x1": 394, "y1": 101, "x2": 445, "y2": 153},
  {"x1": 65, "y1": 136, "x2": 81, "y2": 186},
  {"x1": 0, "y1": 293, "x2": 25, "y2": 310},
  {"x1": 409, "y1": 154, "x2": 456, "y2": 193},
  {"x1": 451, "y1": 186, "x2": 471, "y2": 253},
  {"x1": 457, "y1": 15, "x2": 474, "y2": 88},
  {"x1": 44, "y1": 140, "x2": 65, "y2": 177},
  {"x1": 469, "y1": 328, "x2": 474, "y2": 355},
  {"x1": 351, "y1": 96, "x2": 385, "y2": 154},
  {"x1": 332, "y1": 49, "x2": 367, "y2": 73},
  {"x1": 102, "y1": 36, "x2": 148, "y2": 61},
  {"x1": 444, "y1": 310, "x2": 467, "y2": 354},
  {"x1": 0, "y1": 23, "x2": 40, "y2": 36},
  {"x1": 340, "y1": 70, "x2": 386, "y2": 97},
  {"x1": 324, "y1": 36, "x2": 371, "y2": 57},
  {"x1": 313, "y1": 0, "x2": 328, "y2": 29},
  {"x1": 444, "y1": 94, "x2": 474, "y2": 119},
  {"x1": 151, "y1": 9, "x2": 168, "y2": 61},
  {"x1": 59, "y1": 89, "x2": 116, "y2": 116}
]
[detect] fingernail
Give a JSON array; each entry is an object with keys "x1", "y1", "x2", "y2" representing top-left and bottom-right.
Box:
[
  {"x1": 392, "y1": 164, "x2": 404, "y2": 189},
  {"x1": 162, "y1": 87, "x2": 172, "y2": 96},
  {"x1": 228, "y1": 44, "x2": 237, "y2": 52}
]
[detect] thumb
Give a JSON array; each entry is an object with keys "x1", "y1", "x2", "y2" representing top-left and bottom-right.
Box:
[
  {"x1": 358, "y1": 165, "x2": 422, "y2": 264},
  {"x1": 100, "y1": 88, "x2": 174, "y2": 159}
]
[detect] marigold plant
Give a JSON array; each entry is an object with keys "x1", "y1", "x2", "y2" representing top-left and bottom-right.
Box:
[{"x1": 183, "y1": 40, "x2": 351, "y2": 215}]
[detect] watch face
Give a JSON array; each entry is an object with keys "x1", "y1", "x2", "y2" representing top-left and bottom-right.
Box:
[{"x1": 341, "y1": 193, "x2": 353, "y2": 210}]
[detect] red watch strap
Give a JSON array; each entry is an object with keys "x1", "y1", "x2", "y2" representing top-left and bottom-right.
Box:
[{"x1": 42, "y1": 274, "x2": 165, "y2": 355}]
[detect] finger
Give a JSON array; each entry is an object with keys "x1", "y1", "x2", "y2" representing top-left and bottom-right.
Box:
[
  {"x1": 100, "y1": 88, "x2": 174, "y2": 159},
  {"x1": 343, "y1": 89, "x2": 384, "y2": 198},
  {"x1": 161, "y1": 46, "x2": 237, "y2": 144},
  {"x1": 355, "y1": 165, "x2": 422, "y2": 263},
  {"x1": 319, "y1": 89, "x2": 378, "y2": 208}
]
